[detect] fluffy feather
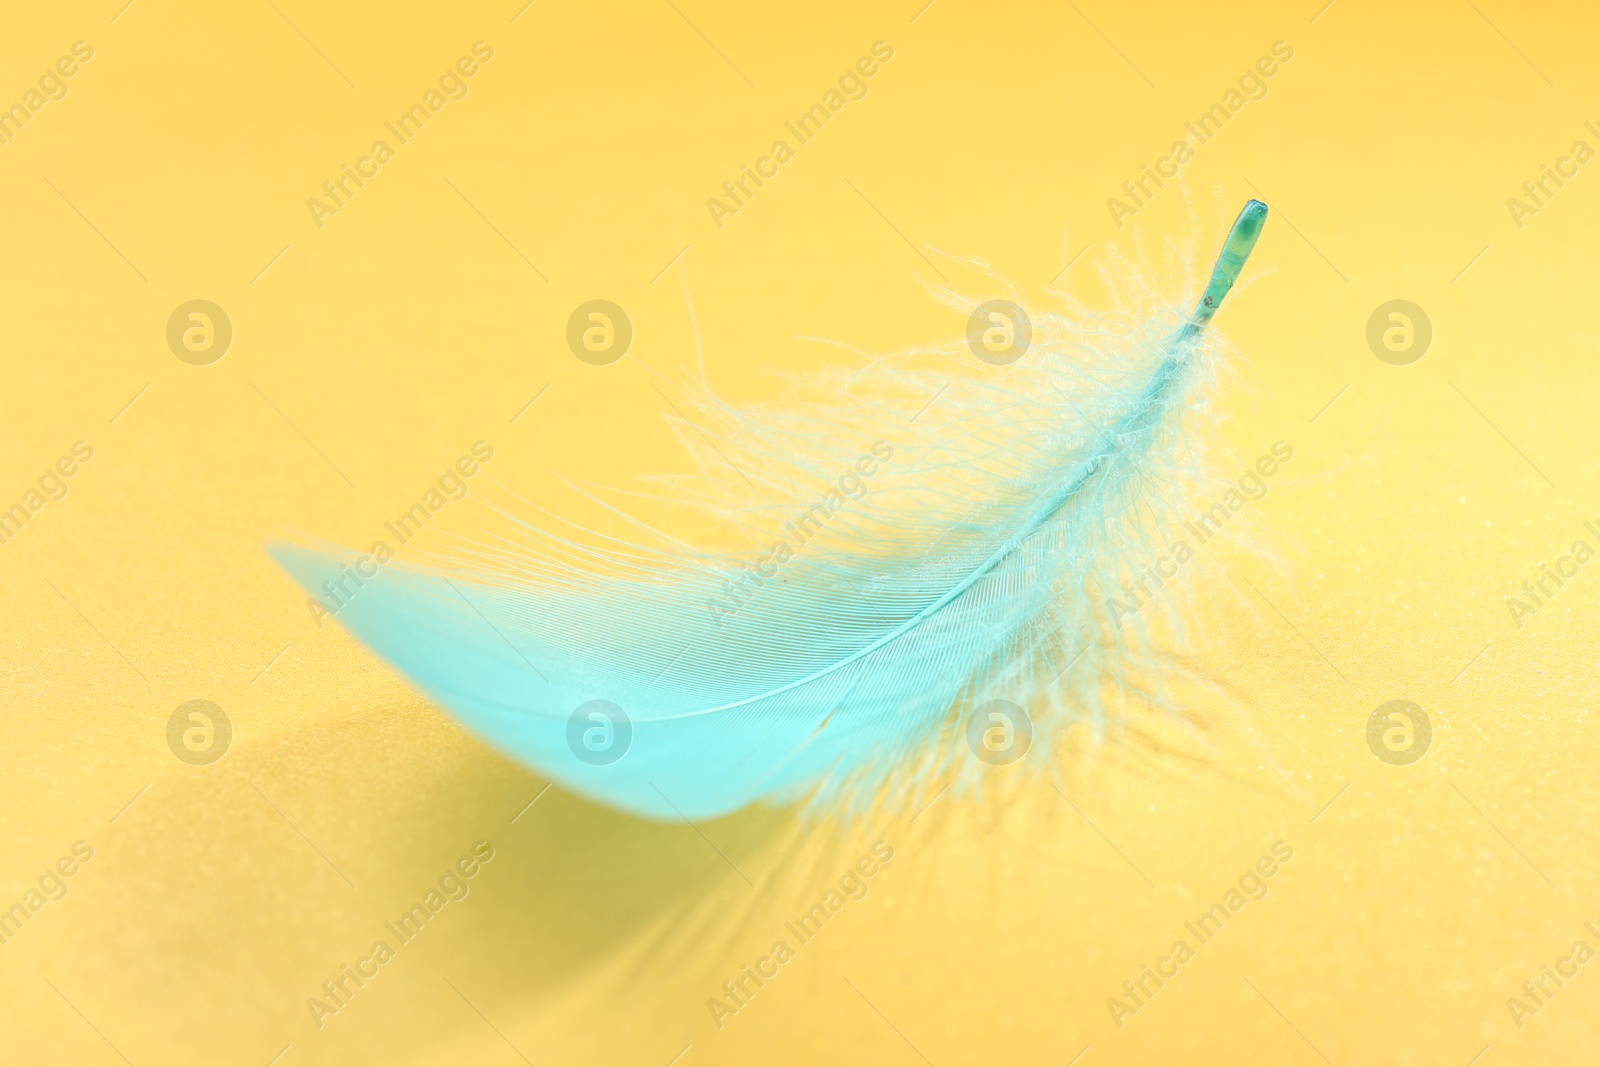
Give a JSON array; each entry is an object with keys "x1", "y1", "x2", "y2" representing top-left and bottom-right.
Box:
[{"x1": 270, "y1": 201, "x2": 1268, "y2": 822}]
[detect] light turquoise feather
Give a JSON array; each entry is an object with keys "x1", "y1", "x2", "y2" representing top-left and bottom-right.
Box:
[{"x1": 270, "y1": 201, "x2": 1267, "y2": 821}]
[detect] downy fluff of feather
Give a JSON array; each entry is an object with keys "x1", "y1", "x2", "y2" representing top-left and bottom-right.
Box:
[{"x1": 271, "y1": 203, "x2": 1266, "y2": 822}]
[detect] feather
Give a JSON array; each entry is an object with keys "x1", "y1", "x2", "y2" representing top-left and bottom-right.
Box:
[{"x1": 270, "y1": 200, "x2": 1269, "y2": 822}]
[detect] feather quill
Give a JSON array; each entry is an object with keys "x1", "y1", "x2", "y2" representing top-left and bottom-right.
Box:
[{"x1": 271, "y1": 200, "x2": 1268, "y2": 821}]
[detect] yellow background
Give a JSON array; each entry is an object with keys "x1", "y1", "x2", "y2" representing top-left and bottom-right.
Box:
[{"x1": 3, "y1": 0, "x2": 1599, "y2": 1063}]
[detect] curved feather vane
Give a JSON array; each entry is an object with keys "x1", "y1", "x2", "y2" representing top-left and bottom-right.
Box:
[{"x1": 271, "y1": 201, "x2": 1268, "y2": 821}]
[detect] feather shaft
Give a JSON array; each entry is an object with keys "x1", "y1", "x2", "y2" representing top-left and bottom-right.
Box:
[{"x1": 267, "y1": 201, "x2": 1272, "y2": 821}]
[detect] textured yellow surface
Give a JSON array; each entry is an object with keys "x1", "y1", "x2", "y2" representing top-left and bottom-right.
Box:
[{"x1": 3, "y1": 1, "x2": 1599, "y2": 1064}]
